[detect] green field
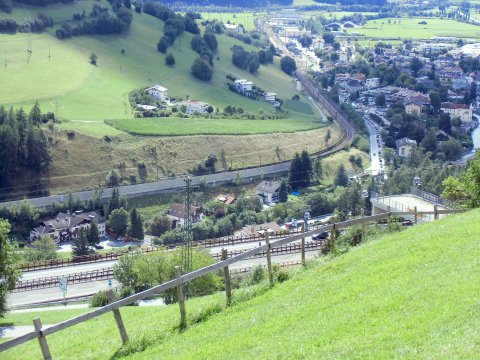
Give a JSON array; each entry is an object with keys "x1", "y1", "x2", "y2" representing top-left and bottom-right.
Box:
[
  {"x1": 199, "y1": 12, "x2": 263, "y2": 31},
  {"x1": 0, "y1": 1, "x2": 306, "y2": 122},
  {"x1": 3, "y1": 209, "x2": 480, "y2": 359},
  {"x1": 105, "y1": 116, "x2": 323, "y2": 136},
  {"x1": 283, "y1": 99, "x2": 315, "y2": 115},
  {"x1": 347, "y1": 17, "x2": 480, "y2": 39}
]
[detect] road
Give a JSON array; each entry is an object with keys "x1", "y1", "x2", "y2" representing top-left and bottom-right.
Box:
[
  {"x1": 10, "y1": 234, "x2": 323, "y2": 307},
  {"x1": 364, "y1": 118, "x2": 385, "y2": 176}
]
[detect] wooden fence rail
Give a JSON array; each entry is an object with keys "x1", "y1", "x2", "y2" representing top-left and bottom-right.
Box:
[{"x1": 0, "y1": 210, "x2": 463, "y2": 357}]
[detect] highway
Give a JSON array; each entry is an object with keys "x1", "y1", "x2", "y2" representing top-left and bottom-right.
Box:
[{"x1": 9, "y1": 234, "x2": 323, "y2": 307}]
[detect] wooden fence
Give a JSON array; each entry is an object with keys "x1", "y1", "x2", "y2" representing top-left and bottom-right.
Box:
[{"x1": 0, "y1": 209, "x2": 462, "y2": 358}]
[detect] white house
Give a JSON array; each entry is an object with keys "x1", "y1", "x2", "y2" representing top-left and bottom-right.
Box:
[
  {"x1": 166, "y1": 203, "x2": 203, "y2": 229},
  {"x1": 365, "y1": 78, "x2": 380, "y2": 89},
  {"x1": 182, "y1": 100, "x2": 211, "y2": 114},
  {"x1": 264, "y1": 92, "x2": 277, "y2": 104},
  {"x1": 146, "y1": 84, "x2": 168, "y2": 101},
  {"x1": 225, "y1": 23, "x2": 245, "y2": 34},
  {"x1": 234, "y1": 79, "x2": 254, "y2": 94},
  {"x1": 441, "y1": 102, "x2": 473, "y2": 123},
  {"x1": 30, "y1": 210, "x2": 105, "y2": 243},
  {"x1": 396, "y1": 137, "x2": 417, "y2": 158},
  {"x1": 256, "y1": 180, "x2": 281, "y2": 205}
]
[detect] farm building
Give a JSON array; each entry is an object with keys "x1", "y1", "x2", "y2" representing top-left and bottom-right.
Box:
[{"x1": 146, "y1": 84, "x2": 168, "y2": 101}]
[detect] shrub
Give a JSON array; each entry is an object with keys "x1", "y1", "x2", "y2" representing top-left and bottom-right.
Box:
[{"x1": 90, "y1": 290, "x2": 111, "y2": 307}]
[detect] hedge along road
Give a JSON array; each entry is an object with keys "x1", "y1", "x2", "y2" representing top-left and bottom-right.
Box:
[{"x1": 0, "y1": 85, "x2": 355, "y2": 210}]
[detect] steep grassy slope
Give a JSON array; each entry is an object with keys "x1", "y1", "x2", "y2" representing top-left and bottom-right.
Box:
[
  {"x1": 0, "y1": 1, "x2": 307, "y2": 121},
  {"x1": 3, "y1": 210, "x2": 479, "y2": 359}
]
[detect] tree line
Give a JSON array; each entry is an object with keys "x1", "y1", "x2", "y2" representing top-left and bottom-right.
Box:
[
  {"x1": 56, "y1": 1, "x2": 132, "y2": 39},
  {"x1": 0, "y1": 103, "x2": 51, "y2": 200},
  {"x1": 0, "y1": 12, "x2": 53, "y2": 34}
]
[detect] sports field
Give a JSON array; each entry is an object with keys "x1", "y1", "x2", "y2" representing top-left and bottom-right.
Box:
[
  {"x1": 347, "y1": 17, "x2": 480, "y2": 39},
  {"x1": 105, "y1": 116, "x2": 323, "y2": 136}
]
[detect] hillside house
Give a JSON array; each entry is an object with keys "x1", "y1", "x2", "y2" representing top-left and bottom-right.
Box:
[
  {"x1": 234, "y1": 221, "x2": 284, "y2": 238},
  {"x1": 146, "y1": 84, "x2": 168, "y2": 101},
  {"x1": 256, "y1": 180, "x2": 281, "y2": 205},
  {"x1": 396, "y1": 137, "x2": 417, "y2": 158},
  {"x1": 166, "y1": 203, "x2": 203, "y2": 229},
  {"x1": 30, "y1": 211, "x2": 105, "y2": 244},
  {"x1": 264, "y1": 92, "x2": 278, "y2": 105},
  {"x1": 225, "y1": 23, "x2": 245, "y2": 34},
  {"x1": 215, "y1": 194, "x2": 237, "y2": 205},
  {"x1": 234, "y1": 79, "x2": 254, "y2": 95},
  {"x1": 441, "y1": 102, "x2": 473, "y2": 123},
  {"x1": 182, "y1": 100, "x2": 210, "y2": 114}
]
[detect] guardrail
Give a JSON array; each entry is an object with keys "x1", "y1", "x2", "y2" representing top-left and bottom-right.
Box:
[
  {"x1": 13, "y1": 268, "x2": 114, "y2": 292},
  {"x1": 0, "y1": 209, "x2": 463, "y2": 358}
]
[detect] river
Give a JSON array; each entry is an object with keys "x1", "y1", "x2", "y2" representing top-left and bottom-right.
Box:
[{"x1": 462, "y1": 123, "x2": 480, "y2": 161}]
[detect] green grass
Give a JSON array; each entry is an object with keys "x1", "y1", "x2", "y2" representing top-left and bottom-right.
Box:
[
  {"x1": 105, "y1": 116, "x2": 324, "y2": 136},
  {"x1": 199, "y1": 12, "x2": 263, "y2": 31},
  {"x1": 1, "y1": 307, "x2": 91, "y2": 327},
  {"x1": 347, "y1": 17, "x2": 480, "y2": 39},
  {"x1": 283, "y1": 99, "x2": 315, "y2": 115},
  {"x1": 3, "y1": 209, "x2": 480, "y2": 359},
  {"x1": 0, "y1": 0, "x2": 304, "y2": 123}
]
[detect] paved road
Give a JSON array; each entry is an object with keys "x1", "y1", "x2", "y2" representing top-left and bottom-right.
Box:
[{"x1": 364, "y1": 118, "x2": 385, "y2": 176}]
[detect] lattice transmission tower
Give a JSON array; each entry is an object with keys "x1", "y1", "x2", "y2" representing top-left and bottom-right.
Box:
[{"x1": 181, "y1": 177, "x2": 193, "y2": 276}]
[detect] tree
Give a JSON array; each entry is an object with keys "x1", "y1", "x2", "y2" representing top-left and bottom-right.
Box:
[
  {"x1": 442, "y1": 151, "x2": 480, "y2": 207},
  {"x1": 72, "y1": 228, "x2": 91, "y2": 257},
  {"x1": 128, "y1": 208, "x2": 144, "y2": 240},
  {"x1": 157, "y1": 38, "x2": 168, "y2": 53},
  {"x1": 278, "y1": 179, "x2": 288, "y2": 203},
  {"x1": 87, "y1": 222, "x2": 100, "y2": 247},
  {"x1": 441, "y1": 139, "x2": 462, "y2": 161},
  {"x1": 334, "y1": 164, "x2": 348, "y2": 187},
  {"x1": 191, "y1": 57, "x2": 213, "y2": 81},
  {"x1": 300, "y1": 150, "x2": 312, "y2": 187},
  {"x1": 421, "y1": 129, "x2": 438, "y2": 153},
  {"x1": 0, "y1": 220, "x2": 19, "y2": 318},
  {"x1": 429, "y1": 91, "x2": 442, "y2": 112},
  {"x1": 165, "y1": 53, "x2": 175, "y2": 66},
  {"x1": 313, "y1": 158, "x2": 323, "y2": 183},
  {"x1": 89, "y1": 53, "x2": 97, "y2": 66},
  {"x1": 410, "y1": 57, "x2": 423, "y2": 76},
  {"x1": 25, "y1": 235, "x2": 57, "y2": 262},
  {"x1": 280, "y1": 56, "x2": 296, "y2": 75},
  {"x1": 375, "y1": 93, "x2": 386, "y2": 107},
  {"x1": 149, "y1": 215, "x2": 172, "y2": 237},
  {"x1": 324, "y1": 129, "x2": 331, "y2": 145},
  {"x1": 108, "y1": 207, "x2": 129, "y2": 238},
  {"x1": 106, "y1": 169, "x2": 120, "y2": 187}
]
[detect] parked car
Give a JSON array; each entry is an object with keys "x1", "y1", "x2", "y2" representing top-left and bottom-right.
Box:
[
  {"x1": 94, "y1": 244, "x2": 104, "y2": 250},
  {"x1": 402, "y1": 219, "x2": 414, "y2": 227}
]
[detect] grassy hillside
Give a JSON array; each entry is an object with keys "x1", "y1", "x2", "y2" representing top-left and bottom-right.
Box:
[
  {"x1": 3, "y1": 210, "x2": 479, "y2": 359},
  {"x1": 105, "y1": 116, "x2": 323, "y2": 136},
  {"x1": 0, "y1": 1, "x2": 308, "y2": 122}
]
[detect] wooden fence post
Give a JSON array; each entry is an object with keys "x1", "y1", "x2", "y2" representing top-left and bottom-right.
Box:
[
  {"x1": 387, "y1": 206, "x2": 392, "y2": 230},
  {"x1": 434, "y1": 205, "x2": 438, "y2": 220},
  {"x1": 361, "y1": 209, "x2": 366, "y2": 242},
  {"x1": 174, "y1": 266, "x2": 187, "y2": 329},
  {"x1": 33, "y1": 318, "x2": 52, "y2": 360},
  {"x1": 221, "y1": 249, "x2": 232, "y2": 306},
  {"x1": 107, "y1": 290, "x2": 129, "y2": 344},
  {"x1": 301, "y1": 224, "x2": 306, "y2": 266},
  {"x1": 330, "y1": 224, "x2": 336, "y2": 254},
  {"x1": 414, "y1": 206, "x2": 418, "y2": 225},
  {"x1": 265, "y1": 233, "x2": 273, "y2": 287}
]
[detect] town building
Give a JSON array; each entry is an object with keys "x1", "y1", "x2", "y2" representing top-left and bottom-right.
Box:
[
  {"x1": 256, "y1": 180, "x2": 281, "y2": 205},
  {"x1": 234, "y1": 221, "x2": 284, "y2": 238},
  {"x1": 146, "y1": 84, "x2": 168, "y2": 101},
  {"x1": 405, "y1": 100, "x2": 422, "y2": 116},
  {"x1": 182, "y1": 100, "x2": 211, "y2": 114},
  {"x1": 30, "y1": 211, "x2": 105, "y2": 243},
  {"x1": 234, "y1": 79, "x2": 254, "y2": 95},
  {"x1": 224, "y1": 23, "x2": 245, "y2": 34},
  {"x1": 441, "y1": 102, "x2": 473, "y2": 123},
  {"x1": 166, "y1": 203, "x2": 203, "y2": 229},
  {"x1": 264, "y1": 92, "x2": 278, "y2": 105},
  {"x1": 396, "y1": 137, "x2": 417, "y2": 158}
]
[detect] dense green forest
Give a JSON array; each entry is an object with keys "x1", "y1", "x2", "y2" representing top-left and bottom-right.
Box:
[{"x1": 0, "y1": 103, "x2": 51, "y2": 199}]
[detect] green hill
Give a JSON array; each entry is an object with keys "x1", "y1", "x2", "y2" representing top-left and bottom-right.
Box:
[
  {"x1": 0, "y1": 0, "x2": 307, "y2": 122},
  {"x1": 3, "y1": 210, "x2": 479, "y2": 359}
]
